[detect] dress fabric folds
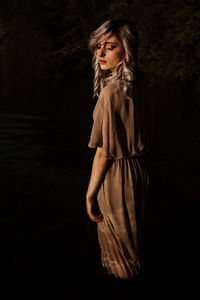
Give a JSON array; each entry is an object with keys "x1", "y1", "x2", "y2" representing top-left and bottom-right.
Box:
[{"x1": 88, "y1": 78, "x2": 155, "y2": 279}]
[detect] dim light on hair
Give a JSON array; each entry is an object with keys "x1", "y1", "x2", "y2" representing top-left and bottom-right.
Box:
[{"x1": 88, "y1": 19, "x2": 138, "y2": 100}]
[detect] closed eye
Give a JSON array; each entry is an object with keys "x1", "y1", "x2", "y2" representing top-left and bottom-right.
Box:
[
  {"x1": 107, "y1": 46, "x2": 115, "y2": 50},
  {"x1": 96, "y1": 45, "x2": 116, "y2": 51}
]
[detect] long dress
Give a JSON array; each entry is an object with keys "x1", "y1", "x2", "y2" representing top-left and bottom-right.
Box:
[{"x1": 88, "y1": 78, "x2": 155, "y2": 279}]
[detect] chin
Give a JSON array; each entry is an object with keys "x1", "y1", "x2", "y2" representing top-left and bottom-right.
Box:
[
  {"x1": 100, "y1": 66, "x2": 110, "y2": 71},
  {"x1": 100, "y1": 65, "x2": 106, "y2": 69}
]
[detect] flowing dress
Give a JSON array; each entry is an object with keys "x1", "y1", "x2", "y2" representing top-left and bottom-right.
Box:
[{"x1": 88, "y1": 78, "x2": 155, "y2": 279}]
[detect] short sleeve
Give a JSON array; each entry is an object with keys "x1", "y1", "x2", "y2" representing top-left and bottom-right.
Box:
[
  {"x1": 88, "y1": 89, "x2": 113, "y2": 159},
  {"x1": 88, "y1": 82, "x2": 132, "y2": 160},
  {"x1": 88, "y1": 80, "x2": 157, "y2": 160}
]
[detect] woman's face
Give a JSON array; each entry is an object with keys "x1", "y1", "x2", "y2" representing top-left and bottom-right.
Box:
[{"x1": 96, "y1": 33, "x2": 125, "y2": 74}]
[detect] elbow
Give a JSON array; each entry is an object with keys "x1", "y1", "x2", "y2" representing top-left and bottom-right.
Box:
[
  {"x1": 100, "y1": 154, "x2": 111, "y2": 162},
  {"x1": 96, "y1": 147, "x2": 112, "y2": 161}
]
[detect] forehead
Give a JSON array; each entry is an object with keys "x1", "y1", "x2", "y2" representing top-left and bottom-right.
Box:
[{"x1": 97, "y1": 33, "x2": 121, "y2": 45}]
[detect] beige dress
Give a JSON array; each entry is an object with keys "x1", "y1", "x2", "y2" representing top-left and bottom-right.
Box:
[{"x1": 88, "y1": 78, "x2": 155, "y2": 279}]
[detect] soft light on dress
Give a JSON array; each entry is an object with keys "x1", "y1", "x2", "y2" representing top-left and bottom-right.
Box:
[{"x1": 88, "y1": 78, "x2": 155, "y2": 279}]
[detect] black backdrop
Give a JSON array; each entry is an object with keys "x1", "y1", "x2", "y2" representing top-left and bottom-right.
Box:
[{"x1": 0, "y1": 0, "x2": 199, "y2": 299}]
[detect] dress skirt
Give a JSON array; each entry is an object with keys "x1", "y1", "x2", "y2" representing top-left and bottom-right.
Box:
[{"x1": 97, "y1": 155, "x2": 149, "y2": 279}]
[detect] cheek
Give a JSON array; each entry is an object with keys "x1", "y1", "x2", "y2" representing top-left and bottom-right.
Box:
[
  {"x1": 114, "y1": 50, "x2": 124, "y2": 62},
  {"x1": 119, "y1": 49, "x2": 125, "y2": 60},
  {"x1": 108, "y1": 53, "x2": 122, "y2": 64}
]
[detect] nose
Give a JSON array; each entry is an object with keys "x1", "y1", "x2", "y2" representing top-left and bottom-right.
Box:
[{"x1": 98, "y1": 47, "x2": 105, "y2": 57}]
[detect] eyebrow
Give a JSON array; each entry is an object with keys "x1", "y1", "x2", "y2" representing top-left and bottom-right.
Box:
[{"x1": 98, "y1": 42, "x2": 118, "y2": 45}]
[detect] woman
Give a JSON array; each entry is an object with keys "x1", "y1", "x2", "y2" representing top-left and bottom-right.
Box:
[{"x1": 86, "y1": 19, "x2": 155, "y2": 280}]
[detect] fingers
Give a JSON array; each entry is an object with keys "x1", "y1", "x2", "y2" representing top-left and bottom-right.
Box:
[
  {"x1": 88, "y1": 213, "x2": 104, "y2": 223},
  {"x1": 86, "y1": 196, "x2": 103, "y2": 222}
]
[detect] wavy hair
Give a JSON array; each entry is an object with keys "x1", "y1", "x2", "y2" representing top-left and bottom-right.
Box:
[{"x1": 88, "y1": 18, "x2": 138, "y2": 100}]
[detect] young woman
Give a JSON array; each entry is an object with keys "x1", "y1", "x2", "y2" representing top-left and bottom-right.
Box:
[{"x1": 86, "y1": 19, "x2": 155, "y2": 280}]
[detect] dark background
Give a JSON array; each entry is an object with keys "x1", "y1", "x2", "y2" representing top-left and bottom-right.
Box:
[{"x1": 0, "y1": 0, "x2": 199, "y2": 299}]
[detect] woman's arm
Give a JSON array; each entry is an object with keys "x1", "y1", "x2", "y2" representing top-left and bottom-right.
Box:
[{"x1": 86, "y1": 147, "x2": 112, "y2": 222}]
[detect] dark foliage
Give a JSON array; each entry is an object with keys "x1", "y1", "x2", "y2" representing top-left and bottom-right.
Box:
[{"x1": 0, "y1": 0, "x2": 199, "y2": 89}]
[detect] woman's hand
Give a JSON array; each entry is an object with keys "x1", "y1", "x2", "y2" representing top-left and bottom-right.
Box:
[
  {"x1": 86, "y1": 195, "x2": 104, "y2": 223},
  {"x1": 86, "y1": 147, "x2": 111, "y2": 223}
]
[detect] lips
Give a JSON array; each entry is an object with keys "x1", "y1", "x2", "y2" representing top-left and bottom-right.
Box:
[{"x1": 99, "y1": 60, "x2": 106, "y2": 64}]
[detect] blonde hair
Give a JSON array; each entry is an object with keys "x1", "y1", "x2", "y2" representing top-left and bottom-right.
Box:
[{"x1": 88, "y1": 19, "x2": 138, "y2": 100}]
